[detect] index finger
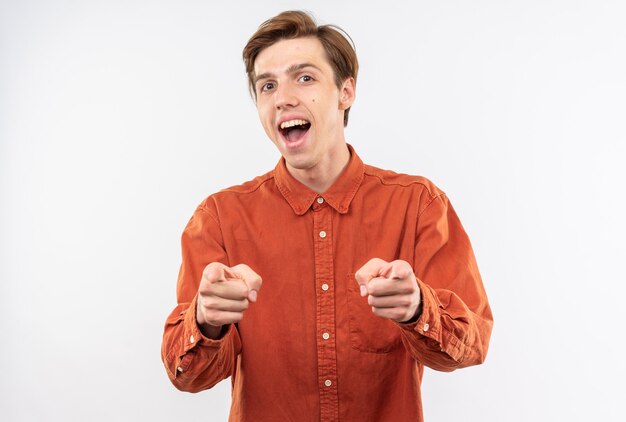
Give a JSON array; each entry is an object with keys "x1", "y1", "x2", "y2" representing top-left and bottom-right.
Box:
[
  {"x1": 231, "y1": 264, "x2": 263, "y2": 301},
  {"x1": 203, "y1": 262, "x2": 238, "y2": 283},
  {"x1": 354, "y1": 258, "x2": 391, "y2": 296},
  {"x1": 385, "y1": 260, "x2": 412, "y2": 280}
]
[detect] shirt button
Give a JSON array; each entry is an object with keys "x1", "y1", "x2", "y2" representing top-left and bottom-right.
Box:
[
  {"x1": 322, "y1": 332, "x2": 330, "y2": 340},
  {"x1": 324, "y1": 380, "x2": 332, "y2": 387},
  {"x1": 317, "y1": 197, "x2": 324, "y2": 204},
  {"x1": 321, "y1": 283, "x2": 329, "y2": 291},
  {"x1": 190, "y1": 335, "x2": 195, "y2": 343},
  {"x1": 176, "y1": 366, "x2": 184, "y2": 373},
  {"x1": 319, "y1": 231, "x2": 327, "y2": 238},
  {"x1": 423, "y1": 323, "x2": 430, "y2": 332}
]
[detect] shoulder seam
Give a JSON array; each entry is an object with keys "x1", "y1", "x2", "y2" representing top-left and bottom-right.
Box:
[
  {"x1": 417, "y1": 193, "x2": 447, "y2": 218},
  {"x1": 197, "y1": 198, "x2": 228, "y2": 265},
  {"x1": 219, "y1": 171, "x2": 275, "y2": 196},
  {"x1": 363, "y1": 167, "x2": 440, "y2": 198},
  {"x1": 197, "y1": 202, "x2": 220, "y2": 224}
]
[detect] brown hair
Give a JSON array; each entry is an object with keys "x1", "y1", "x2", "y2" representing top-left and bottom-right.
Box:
[{"x1": 243, "y1": 10, "x2": 359, "y2": 126}]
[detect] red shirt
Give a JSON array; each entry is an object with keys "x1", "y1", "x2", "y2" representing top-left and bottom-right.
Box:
[{"x1": 162, "y1": 146, "x2": 493, "y2": 421}]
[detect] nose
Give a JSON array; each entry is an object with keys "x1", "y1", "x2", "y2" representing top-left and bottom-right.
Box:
[{"x1": 274, "y1": 82, "x2": 298, "y2": 109}]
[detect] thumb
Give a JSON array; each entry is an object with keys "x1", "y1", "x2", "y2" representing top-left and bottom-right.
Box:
[
  {"x1": 354, "y1": 271, "x2": 368, "y2": 297},
  {"x1": 248, "y1": 290, "x2": 257, "y2": 302},
  {"x1": 231, "y1": 264, "x2": 263, "y2": 302}
]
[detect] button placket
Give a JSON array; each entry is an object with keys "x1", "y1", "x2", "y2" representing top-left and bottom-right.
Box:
[{"x1": 313, "y1": 204, "x2": 338, "y2": 420}]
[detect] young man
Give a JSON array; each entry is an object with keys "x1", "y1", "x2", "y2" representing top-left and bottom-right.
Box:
[{"x1": 162, "y1": 10, "x2": 493, "y2": 421}]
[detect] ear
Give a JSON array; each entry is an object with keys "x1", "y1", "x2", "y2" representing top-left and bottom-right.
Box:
[{"x1": 338, "y1": 77, "x2": 356, "y2": 110}]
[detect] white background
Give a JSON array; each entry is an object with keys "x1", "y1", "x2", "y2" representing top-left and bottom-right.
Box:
[{"x1": 1, "y1": 1, "x2": 625, "y2": 421}]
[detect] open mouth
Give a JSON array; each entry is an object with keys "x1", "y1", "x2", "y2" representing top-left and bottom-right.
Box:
[{"x1": 279, "y1": 119, "x2": 311, "y2": 143}]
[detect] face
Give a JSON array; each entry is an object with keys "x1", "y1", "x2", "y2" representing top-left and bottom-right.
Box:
[{"x1": 253, "y1": 37, "x2": 355, "y2": 174}]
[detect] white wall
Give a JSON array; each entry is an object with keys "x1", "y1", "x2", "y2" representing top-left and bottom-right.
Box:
[{"x1": 1, "y1": 1, "x2": 625, "y2": 421}]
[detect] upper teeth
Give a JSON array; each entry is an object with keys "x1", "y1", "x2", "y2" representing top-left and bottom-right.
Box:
[{"x1": 280, "y1": 119, "x2": 309, "y2": 129}]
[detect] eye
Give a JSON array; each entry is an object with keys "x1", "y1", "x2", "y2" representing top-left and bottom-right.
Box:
[
  {"x1": 298, "y1": 74, "x2": 314, "y2": 83},
  {"x1": 260, "y1": 82, "x2": 275, "y2": 93}
]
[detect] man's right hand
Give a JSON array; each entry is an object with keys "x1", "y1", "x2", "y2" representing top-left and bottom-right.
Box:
[{"x1": 196, "y1": 262, "x2": 262, "y2": 339}]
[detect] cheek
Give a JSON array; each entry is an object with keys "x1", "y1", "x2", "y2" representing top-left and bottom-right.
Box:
[{"x1": 257, "y1": 107, "x2": 271, "y2": 126}]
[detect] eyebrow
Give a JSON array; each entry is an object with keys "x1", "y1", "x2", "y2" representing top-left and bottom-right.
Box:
[{"x1": 254, "y1": 63, "x2": 322, "y2": 86}]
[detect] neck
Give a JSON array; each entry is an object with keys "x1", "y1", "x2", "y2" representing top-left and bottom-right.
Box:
[{"x1": 287, "y1": 143, "x2": 350, "y2": 193}]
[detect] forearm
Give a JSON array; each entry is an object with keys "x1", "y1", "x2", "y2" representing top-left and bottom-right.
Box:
[
  {"x1": 397, "y1": 280, "x2": 492, "y2": 371},
  {"x1": 161, "y1": 297, "x2": 241, "y2": 392}
]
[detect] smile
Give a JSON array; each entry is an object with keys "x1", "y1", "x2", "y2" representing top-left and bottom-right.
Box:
[{"x1": 279, "y1": 119, "x2": 311, "y2": 143}]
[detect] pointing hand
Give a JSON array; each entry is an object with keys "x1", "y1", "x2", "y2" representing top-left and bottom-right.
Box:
[{"x1": 355, "y1": 258, "x2": 421, "y2": 323}]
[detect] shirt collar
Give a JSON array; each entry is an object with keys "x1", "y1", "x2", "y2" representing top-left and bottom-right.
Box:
[{"x1": 274, "y1": 144, "x2": 365, "y2": 216}]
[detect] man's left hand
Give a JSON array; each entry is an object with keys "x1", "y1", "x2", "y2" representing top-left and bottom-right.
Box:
[{"x1": 355, "y1": 258, "x2": 422, "y2": 323}]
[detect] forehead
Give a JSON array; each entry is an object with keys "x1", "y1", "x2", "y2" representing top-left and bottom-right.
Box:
[{"x1": 254, "y1": 37, "x2": 332, "y2": 76}]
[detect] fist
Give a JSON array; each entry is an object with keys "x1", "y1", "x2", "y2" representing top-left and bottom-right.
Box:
[
  {"x1": 196, "y1": 262, "x2": 262, "y2": 338},
  {"x1": 354, "y1": 258, "x2": 421, "y2": 323}
]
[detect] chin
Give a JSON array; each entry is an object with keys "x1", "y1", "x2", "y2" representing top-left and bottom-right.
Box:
[{"x1": 283, "y1": 155, "x2": 315, "y2": 170}]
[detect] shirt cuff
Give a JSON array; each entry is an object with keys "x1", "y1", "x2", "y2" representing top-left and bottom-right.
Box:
[
  {"x1": 397, "y1": 278, "x2": 441, "y2": 339},
  {"x1": 397, "y1": 278, "x2": 466, "y2": 362}
]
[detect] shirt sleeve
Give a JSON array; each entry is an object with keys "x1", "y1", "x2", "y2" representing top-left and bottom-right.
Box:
[
  {"x1": 397, "y1": 193, "x2": 493, "y2": 372},
  {"x1": 161, "y1": 199, "x2": 242, "y2": 392}
]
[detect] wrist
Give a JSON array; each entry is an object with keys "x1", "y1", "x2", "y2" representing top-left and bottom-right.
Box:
[
  {"x1": 401, "y1": 303, "x2": 422, "y2": 324},
  {"x1": 198, "y1": 322, "x2": 226, "y2": 340}
]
